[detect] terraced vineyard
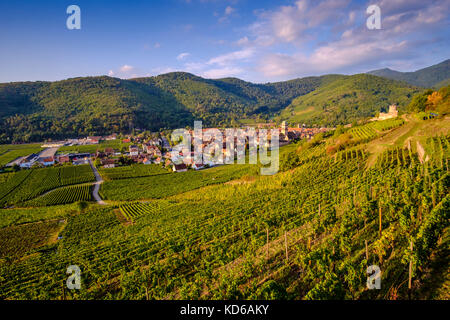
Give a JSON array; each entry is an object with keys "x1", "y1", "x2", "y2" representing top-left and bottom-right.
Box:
[
  {"x1": 370, "y1": 118, "x2": 405, "y2": 131},
  {"x1": 349, "y1": 125, "x2": 377, "y2": 142},
  {"x1": 25, "y1": 184, "x2": 94, "y2": 207},
  {"x1": 119, "y1": 201, "x2": 169, "y2": 221}
]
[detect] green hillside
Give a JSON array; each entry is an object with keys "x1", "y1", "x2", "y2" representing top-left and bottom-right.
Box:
[
  {"x1": 0, "y1": 71, "x2": 441, "y2": 143},
  {"x1": 279, "y1": 74, "x2": 420, "y2": 126},
  {"x1": 0, "y1": 73, "x2": 333, "y2": 143},
  {"x1": 0, "y1": 77, "x2": 193, "y2": 143},
  {"x1": 132, "y1": 73, "x2": 337, "y2": 124},
  {"x1": 368, "y1": 59, "x2": 450, "y2": 88}
]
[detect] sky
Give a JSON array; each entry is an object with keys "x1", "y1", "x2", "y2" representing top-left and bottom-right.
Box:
[{"x1": 0, "y1": 0, "x2": 449, "y2": 83}]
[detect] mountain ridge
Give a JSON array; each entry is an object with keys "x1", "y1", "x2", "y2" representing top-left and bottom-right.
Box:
[
  {"x1": 367, "y1": 59, "x2": 450, "y2": 88},
  {"x1": 0, "y1": 60, "x2": 448, "y2": 143}
]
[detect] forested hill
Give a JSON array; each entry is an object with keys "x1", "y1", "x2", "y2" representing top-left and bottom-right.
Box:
[
  {"x1": 367, "y1": 59, "x2": 450, "y2": 88},
  {"x1": 278, "y1": 74, "x2": 420, "y2": 127},
  {"x1": 0, "y1": 72, "x2": 420, "y2": 143}
]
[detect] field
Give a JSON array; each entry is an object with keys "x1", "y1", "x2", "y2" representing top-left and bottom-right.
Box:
[
  {"x1": 25, "y1": 184, "x2": 94, "y2": 207},
  {"x1": 0, "y1": 203, "x2": 79, "y2": 229},
  {"x1": 370, "y1": 118, "x2": 405, "y2": 131},
  {"x1": 58, "y1": 140, "x2": 132, "y2": 154},
  {"x1": 0, "y1": 117, "x2": 448, "y2": 300},
  {"x1": 0, "y1": 165, "x2": 95, "y2": 207},
  {"x1": 0, "y1": 144, "x2": 44, "y2": 166},
  {"x1": 99, "y1": 164, "x2": 169, "y2": 180},
  {"x1": 119, "y1": 201, "x2": 169, "y2": 221},
  {"x1": 349, "y1": 125, "x2": 378, "y2": 142},
  {"x1": 100, "y1": 164, "x2": 258, "y2": 201},
  {"x1": 0, "y1": 220, "x2": 63, "y2": 259}
]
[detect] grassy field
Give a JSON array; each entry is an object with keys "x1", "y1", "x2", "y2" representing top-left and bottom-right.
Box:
[
  {"x1": 58, "y1": 140, "x2": 132, "y2": 154},
  {"x1": 0, "y1": 144, "x2": 44, "y2": 166},
  {"x1": 99, "y1": 164, "x2": 169, "y2": 180},
  {"x1": 0, "y1": 203, "x2": 79, "y2": 229}
]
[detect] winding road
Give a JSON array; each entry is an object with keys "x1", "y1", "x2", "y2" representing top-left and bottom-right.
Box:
[{"x1": 89, "y1": 159, "x2": 106, "y2": 205}]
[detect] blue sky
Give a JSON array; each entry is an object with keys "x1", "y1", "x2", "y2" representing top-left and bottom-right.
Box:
[{"x1": 0, "y1": 0, "x2": 449, "y2": 83}]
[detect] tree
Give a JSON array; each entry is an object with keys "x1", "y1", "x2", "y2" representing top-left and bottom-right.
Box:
[{"x1": 407, "y1": 90, "x2": 433, "y2": 112}]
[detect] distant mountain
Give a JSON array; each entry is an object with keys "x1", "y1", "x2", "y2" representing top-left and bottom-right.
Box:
[
  {"x1": 367, "y1": 59, "x2": 450, "y2": 88},
  {"x1": 0, "y1": 71, "x2": 422, "y2": 143}
]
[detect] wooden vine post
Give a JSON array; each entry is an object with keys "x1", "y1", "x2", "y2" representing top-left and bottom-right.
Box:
[
  {"x1": 365, "y1": 240, "x2": 369, "y2": 261},
  {"x1": 284, "y1": 231, "x2": 288, "y2": 263},
  {"x1": 379, "y1": 207, "x2": 382, "y2": 238},
  {"x1": 266, "y1": 227, "x2": 269, "y2": 261},
  {"x1": 408, "y1": 240, "x2": 413, "y2": 291}
]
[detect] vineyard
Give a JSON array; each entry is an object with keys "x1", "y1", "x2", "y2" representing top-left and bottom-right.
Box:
[
  {"x1": 0, "y1": 203, "x2": 79, "y2": 229},
  {"x1": 119, "y1": 201, "x2": 169, "y2": 221},
  {"x1": 0, "y1": 220, "x2": 63, "y2": 259},
  {"x1": 348, "y1": 125, "x2": 377, "y2": 142},
  {"x1": 99, "y1": 164, "x2": 169, "y2": 180},
  {"x1": 0, "y1": 115, "x2": 448, "y2": 300},
  {"x1": 100, "y1": 164, "x2": 258, "y2": 200},
  {"x1": 25, "y1": 184, "x2": 94, "y2": 207},
  {"x1": 0, "y1": 165, "x2": 95, "y2": 207},
  {"x1": 348, "y1": 118, "x2": 405, "y2": 144},
  {"x1": 370, "y1": 118, "x2": 405, "y2": 131}
]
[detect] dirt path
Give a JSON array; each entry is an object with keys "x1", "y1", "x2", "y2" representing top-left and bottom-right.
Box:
[{"x1": 89, "y1": 159, "x2": 106, "y2": 205}]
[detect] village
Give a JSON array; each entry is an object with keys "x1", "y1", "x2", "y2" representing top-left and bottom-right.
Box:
[{"x1": 4, "y1": 123, "x2": 331, "y2": 173}]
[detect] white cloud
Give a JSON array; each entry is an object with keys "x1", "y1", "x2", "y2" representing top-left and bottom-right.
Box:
[
  {"x1": 249, "y1": 0, "x2": 351, "y2": 45},
  {"x1": 177, "y1": 52, "x2": 191, "y2": 61},
  {"x1": 107, "y1": 65, "x2": 145, "y2": 79},
  {"x1": 111, "y1": 1, "x2": 450, "y2": 82},
  {"x1": 202, "y1": 67, "x2": 244, "y2": 79},
  {"x1": 225, "y1": 6, "x2": 235, "y2": 15},
  {"x1": 236, "y1": 36, "x2": 249, "y2": 46},
  {"x1": 207, "y1": 48, "x2": 254, "y2": 66},
  {"x1": 152, "y1": 66, "x2": 179, "y2": 75},
  {"x1": 120, "y1": 65, "x2": 134, "y2": 73},
  {"x1": 218, "y1": 6, "x2": 237, "y2": 23},
  {"x1": 241, "y1": 0, "x2": 450, "y2": 80}
]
